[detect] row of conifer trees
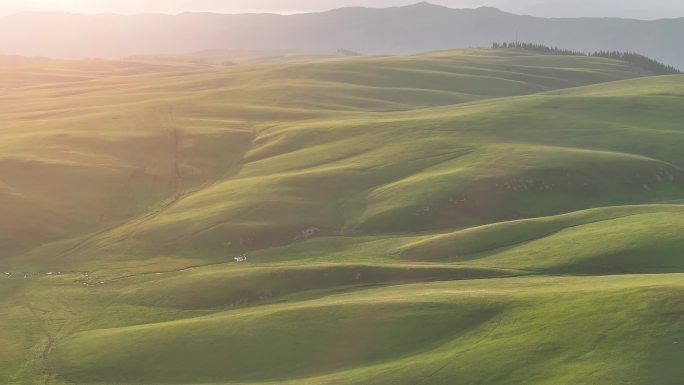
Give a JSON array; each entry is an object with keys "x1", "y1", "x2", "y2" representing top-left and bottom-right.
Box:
[{"x1": 492, "y1": 42, "x2": 681, "y2": 75}]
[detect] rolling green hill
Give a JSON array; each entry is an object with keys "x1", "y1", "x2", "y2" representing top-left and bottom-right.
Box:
[
  {"x1": 0, "y1": 48, "x2": 665, "y2": 269},
  {"x1": 1, "y1": 48, "x2": 684, "y2": 385}
]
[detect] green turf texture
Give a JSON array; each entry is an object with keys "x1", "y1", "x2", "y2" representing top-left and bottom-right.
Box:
[{"x1": 1, "y1": 48, "x2": 683, "y2": 385}]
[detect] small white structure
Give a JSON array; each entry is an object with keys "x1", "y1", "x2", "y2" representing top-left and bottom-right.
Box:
[{"x1": 234, "y1": 255, "x2": 248, "y2": 262}]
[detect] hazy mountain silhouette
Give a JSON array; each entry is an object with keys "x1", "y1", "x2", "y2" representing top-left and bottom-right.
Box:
[{"x1": 2, "y1": 2, "x2": 684, "y2": 67}]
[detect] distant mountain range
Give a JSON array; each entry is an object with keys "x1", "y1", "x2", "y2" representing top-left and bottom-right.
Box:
[{"x1": 3, "y1": 2, "x2": 684, "y2": 68}]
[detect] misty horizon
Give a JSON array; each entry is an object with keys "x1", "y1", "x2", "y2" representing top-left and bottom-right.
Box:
[
  {"x1": 4, "y1": 2, "x2": 684, "y2": 67},
  {"x1": 3, "y1": 0, "x2": 684, "y2": 20}
]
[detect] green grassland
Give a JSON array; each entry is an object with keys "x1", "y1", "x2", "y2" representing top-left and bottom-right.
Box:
[
  {"x1": 128, "y1": 49, "x2": 350, "y2": 67},
  {"x1": 1, "y1": 48, "x2": 684, "y2": 384}
]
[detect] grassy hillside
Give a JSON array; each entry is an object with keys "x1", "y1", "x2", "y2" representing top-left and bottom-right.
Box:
[
  {"x1": 21, "y1": 71, "x2": 684, "y2": 272},
  {"x1": 1, "y1": 49, "x2": 684, "y2": 385},
  {"x1": 4, "y1": 273, "x2": 683, "y2": 385},
  {"x1": 128, "y1": 49, "x2": 350, "y2": 67},
  {"x1": 0, "y1": 49, "x2": 664, "y2": 269},
  {"x1": 0, "y1": 55, "x2": 196, "y2": 88}
]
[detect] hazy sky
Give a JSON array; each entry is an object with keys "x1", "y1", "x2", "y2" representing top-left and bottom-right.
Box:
[{"x1": 2, "y1": 0, "x2": 684, "y2": 19}]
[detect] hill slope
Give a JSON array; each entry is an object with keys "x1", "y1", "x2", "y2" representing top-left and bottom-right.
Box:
[
  {"x1": 1, "y1": 48, "x2": 655, "y2": 269},
  {"x1": 1, "y1": 49, "x2": 684, "y2": 385}
]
